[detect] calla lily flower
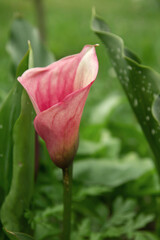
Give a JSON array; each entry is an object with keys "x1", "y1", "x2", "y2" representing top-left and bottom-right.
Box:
[{"x1": 18, "y1": 45, "x2": 99, "y2": 168}]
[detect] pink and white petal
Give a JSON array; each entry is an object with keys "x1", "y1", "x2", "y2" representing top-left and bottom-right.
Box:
[
  {"x1": 17, "y1": 45, "x2": 95, "y2": 113},
  {"x1": 18, "y1": 57, "x2": 77, "y2": 113},
  {"x1": 34, "y1": 84, "x2": 92, "y2": 168},
  {"x1": 73, "y1": 45, "x2": 99, "y2": 90}
]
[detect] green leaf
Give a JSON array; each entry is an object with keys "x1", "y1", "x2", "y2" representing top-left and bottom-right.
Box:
[
  {"x1": 77, "y1": 130, "x2": 121, "y2": 158},
  {"x1": 7, "y1": 17, "x2": 54, "y2": 69},
  {"x1": 32, "y1": 205, "x2": 62, "y2": 240},
  {"x1": 103, "y1": 226, "x2": 125, "y2": 238},
  {"x1": 0, "y1": 50, "x2": 30, "y2": 202},
  {"x1": 74, "y1": 185, "x2": 111, "y2": 201},
  {"x1": 4, "y1": 228, "x2": 34, "y2": 240},
  {"x1": 77, "y1": 219, "x2": 91, "y2": 237},
  {"x1": 134, "y1": 231, "x2": 159, "y2": 240},
  {"x1": 89, "y1": 93, "x2": 123, "y2": 124},
  {"x1": 152, "y1": 95, "x2": 160, "y2": 123},
  {"x1": 1, "y1": 45, "x2": 35, "y2": 231},
  {"x1": 133, "y1": 214, "x2": 154, "y2": 230},
  {"x1": 90, "y1": 233, "x2": 103, "y2": 240},
  {"x1": 125, "y1": 169, "x2": 160, "y2": 196},
  {"x1": 108, "y1": 197, "x2": 136, "y2": 226},
  {"x1": 73, "y1": 154, "x2": 154, "y2": 187},
  {"x1": 91, "y1": 12, "x2": 160, "y2": 176},
  {"x1": 102, "y1": 197, "x2": 155, "y2": 239},
  {"x1": 108, "y1": 107, "x2": 151, "y2": 157}
]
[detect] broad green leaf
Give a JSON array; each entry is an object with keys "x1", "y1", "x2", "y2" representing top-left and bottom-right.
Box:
[
  {"x1": 108, "y1": 108, "x2": 151, "y2": 157},
  {"x1": 73, "y1": 154, "x2": 154, "y2": 187},
  {"x1": 77, "y1": 130, "x2": 121, "y2": 158},
  {"x1": 125, "y1": 169, "x2": 160, "y2": 196},
  {"x1": 0, "y1": 89, "x2": 7, "y2": 103},
  {"x1": 0, "y1": 15, "x2": 55, "y2": 201},
  {"x1": 89, "y1": 94, "x2": 123, "y2": 124},
  {"x1": 152, "y1": 95, "x2": 160, "y2": 123},
  {"x1": 4, "y1": 229, "x2": 34, "y2": 240},
  {"x1": 0, "y1": 50, "x2": 30, "y2": 202},
  {"x1": 1, "y1": 46, "x2": 35, "y2": 231},
  {"x1": 7, "y1": 17, "x2": 54, "y2": 69},
  {"x1": 91, "y1": 13, "x2": 160, "y2": 176},
  {"x1": 77, "y1": 139, "x2": 107, "y2": 156},
  {"x1": 74, "y1": 185, "x2": 111, "y2": 201}
]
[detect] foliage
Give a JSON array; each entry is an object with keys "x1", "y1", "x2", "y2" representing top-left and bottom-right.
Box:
[
  {"x1": 1, "y1": 3, "x2": 160, "y2": 240},
  {"x1": 0, "y1": 18, "x2": 54, "y2": 239},
  {"x1": 91, "y1": 11, "x2": 160, "y2": 178},
  {"x1": 7, "y1": 17, "x2": 54, "y2": 70},
  {"x1": 1, "y1": 44, "x2": 35, "y2": 232},
  {"x1": 4, "y1": 229, "x2": 34, "y2": 240}
]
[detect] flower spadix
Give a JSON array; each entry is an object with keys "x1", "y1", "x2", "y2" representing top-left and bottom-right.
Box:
[{"x1": 18, "y1": 45, "x2": 99, "y2": 168}]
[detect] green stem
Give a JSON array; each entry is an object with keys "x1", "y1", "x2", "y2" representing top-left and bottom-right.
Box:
[{"x1": 62, "y1": 164, "x2": 73, "y2": 240}]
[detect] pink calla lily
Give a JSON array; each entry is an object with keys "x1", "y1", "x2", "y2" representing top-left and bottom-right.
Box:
[{"x1": 18, "y1": 45, "x2": 99, "y2": 168}]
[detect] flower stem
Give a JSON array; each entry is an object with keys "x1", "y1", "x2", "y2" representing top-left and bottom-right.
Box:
[{"x1": 62, "y1": 164, "x2": 73, "y2": 240}]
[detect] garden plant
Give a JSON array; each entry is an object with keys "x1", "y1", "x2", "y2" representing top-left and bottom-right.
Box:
[{"x1": 1, "y1": 0, "x2": 160, "y2": 240}]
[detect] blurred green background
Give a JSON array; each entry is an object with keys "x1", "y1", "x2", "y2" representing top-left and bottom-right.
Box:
[{"x1": 1, "y1": 0, "x2": 160, "y2": 96}]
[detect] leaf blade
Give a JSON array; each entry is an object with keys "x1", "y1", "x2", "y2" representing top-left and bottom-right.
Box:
[
  {"x1": 1, "y1": 45, "x2": 35, "y2": 232},
  {"x1": 92, "y1": 13, "x2": 160, "y2": 176},
  {"x1": 4, "y1": 228, "x2": 34, "y2": 240}
]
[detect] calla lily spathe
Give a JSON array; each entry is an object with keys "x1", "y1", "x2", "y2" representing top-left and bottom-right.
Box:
[{"x1": 18, "y1": 45, "x2": 99, "y2": 168}]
